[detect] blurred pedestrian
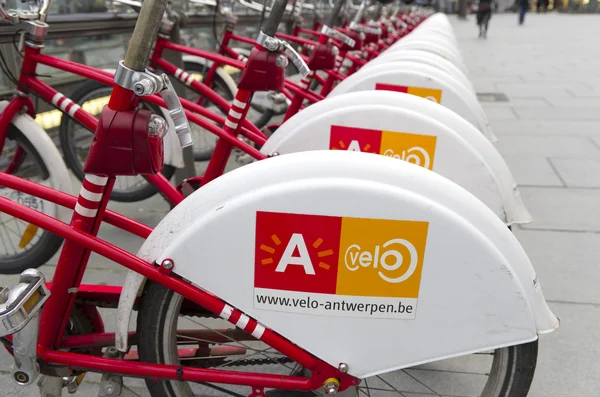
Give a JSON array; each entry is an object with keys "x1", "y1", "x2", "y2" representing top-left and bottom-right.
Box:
[
  {"x1": 518, "y1": 0, "x2": 529, "y2": 24},
  {"x1": 476, "y1": 0, "x2": 493, "y2": 38}
]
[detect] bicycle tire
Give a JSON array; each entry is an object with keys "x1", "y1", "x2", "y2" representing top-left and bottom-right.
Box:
[
  {"x1": 0, "y1": 125, "x2": 64, "y2": 274},
  {"x1": 58, "y1": 80, "x2": 176, "y2": 203},
  {"x1": 138, "y1": 280, "x2": 539, "y2": 397}
]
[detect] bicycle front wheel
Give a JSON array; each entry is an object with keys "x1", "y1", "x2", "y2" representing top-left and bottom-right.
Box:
[
  {"x1": 0, "y1": 125, "x2": 64, "y2": 274},
  {"x1": 137, "y1": 281, "x2": 538, "y2": 397}
]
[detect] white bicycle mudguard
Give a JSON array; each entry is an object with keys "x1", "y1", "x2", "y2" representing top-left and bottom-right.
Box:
[
  {"x1": 0, "y1": 101, "x2": 72, "y2": 223},
  {"x1": 131, "y1": 151, "x2": 557, "y2": 378},
  {"x1": 364, "y1": 50, "x2": 475, "y2": 93},
  {"x1": 260, "y1": 91, "x2": 530, "y2": 225},
  {"x1": 328, "y1": 61, "x2": 497, "y2": 141},
  {"x1": 387, "y1": 40, "x2": 467, "y2": 74}
]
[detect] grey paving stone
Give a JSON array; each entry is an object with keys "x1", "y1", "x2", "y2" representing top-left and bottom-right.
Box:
[
  {"x1": 482, "y1": 99, "x2": 550, "y2": 108},
  {"x1": 513, "y1": 229, "x2": 600, "y2": 304},
  {"x1": 497, "y1": 82, "x2": 590, "y2": 91},
  {"x1": 502, "y1": 87, "x2": 574, "y2": 99},
  {"x1": 502, "y1": 156, "x2": 564, "y2": 187},
  {"x1": 481, "y1": 107, "x2": 519, "y2": 120},
  {"x1": 545, "y1": 98, "x2": 600, "y2": 108},
  {"x1": 513, "y1": 107, "x2": 600, "y2": 121},
  {"x1": 549, "y1": 157, "x2": 600, "y2": 187},
  {"x1": 528, "y1": 303, "x2": 600, "y2": 397},
  {"x1": 567, "y1": 87, "x2": 600, "y2": 98},
  {"x1": 490, "y1": 120, "x2": 600, "y2": 137},
  {"x1": 494, "y1": 136, "x2": 600, "y2": 158},
  {"x1": 518, "y1": 187, "x2": 600, "y2": 232}
]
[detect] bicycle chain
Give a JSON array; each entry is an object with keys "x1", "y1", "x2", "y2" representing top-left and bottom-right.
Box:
[{"x1": 76, "y1": 299, "x2": 294, "y2": 368}]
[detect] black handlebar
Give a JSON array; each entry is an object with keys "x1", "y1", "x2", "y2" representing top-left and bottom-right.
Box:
[{"x1": 263, "y1": 0, "x2": 289, "y2": 36}]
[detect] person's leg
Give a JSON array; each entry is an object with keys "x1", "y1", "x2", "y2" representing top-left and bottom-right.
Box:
[
  {"x1": 483, "y1": 14, "x2": 489, "y2": 37},
  {"x1": 519, "y1": 4, "x2": 526, "y2": 24}
]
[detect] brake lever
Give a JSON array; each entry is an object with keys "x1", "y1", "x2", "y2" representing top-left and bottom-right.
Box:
[
  {"x1": 159, "y1": 76, "x2": 193, "y2": 148},
  {"x1": 257, "y1": 31, "x2": 311, "y2": 79},
  {"x1": 321, "y1": 24, "x2": 356, "y2": 48},
  {"x1": 281, "y1": 41, "x2": 310, "y2": 78}
]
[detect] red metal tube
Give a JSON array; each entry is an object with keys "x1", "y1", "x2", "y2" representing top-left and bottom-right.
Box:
[
  {"x1": 162, "y1": 41, "x2": 246, "y2": 70},
  {"x1": 43, "y1": 350, "x2": 312, "y2": 390},
  {"x1": 0, "y1": 197, "x2": 318, "y2": 369},
  {"x1": 275, "y1": 32, "x2": 318, "y2": 47},
  {"x1": 144, "y1": 173, "x2": 185, "y2": 205},
  {"x1": 229, "y1": 33, "x2": 257, "y2": 47},
  {"x1": 0, "y1": 172, "x2": 152, "y2": 239}
]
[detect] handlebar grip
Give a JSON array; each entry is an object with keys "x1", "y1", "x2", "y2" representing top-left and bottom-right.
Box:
[
  {"x1": 263, "y1": 0, "x2": 288, "y2": 36},
  {"x1": 123, "y1": 0, "x2": 167, "y2": 71},
  {"x1": 327, "y1": 0, "x2": 345, "y2": 27}
]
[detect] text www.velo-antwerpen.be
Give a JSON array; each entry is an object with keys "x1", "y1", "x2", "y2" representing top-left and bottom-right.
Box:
[{"x1": 254, "y1": 291, "x2": 416, "y2": 318}]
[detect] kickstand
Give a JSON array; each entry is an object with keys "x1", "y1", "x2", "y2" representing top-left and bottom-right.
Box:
[
  {"x1": 97, "y1": 373, "x2": 142, "y2": 397},
  {"x1": 97, "y1": 347, "x2": 142, "y2": 397}
]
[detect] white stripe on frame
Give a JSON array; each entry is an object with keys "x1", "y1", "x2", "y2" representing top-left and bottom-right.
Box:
[
  {"x1": 220, "y1": 305, "x2": 233, "y2": 320},
  {"x1": 85, "y1": 174, "x2": 108, "y2": 186},
  {"x1": 251, "y1": 324, "x2": 265, "y2": 339},
  {"x1": 224, "y1": 119, "x2": 238, "y2": 129},
  {"x1": 75, "y1": 202, "x2": 98, "y2": 217}
]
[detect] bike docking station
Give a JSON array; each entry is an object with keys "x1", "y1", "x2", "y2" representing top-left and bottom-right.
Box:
[{"x1": 0, "y1": 0, "x2": 559, "y2": 396}]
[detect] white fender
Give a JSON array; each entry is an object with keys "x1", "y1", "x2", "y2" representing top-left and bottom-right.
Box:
[
  {"x1": 412, "y1": 14, "x2": 457, "y2": 43},
  {"x1": 402, "y1": 33, "x2": 458, "y2": 55},
  {"x1": 126, "y1": 151, "x2": 557, "y2": 378},
  {"x1": 328, "y1": 61, "x2": 497, "y2": 142},
  {"x1": 364, "y1": 49, "x2": 475, "y2": 93},
  {"x1": 412, "y1": 25, "x2": 457, "y2": 46},
  {"x1": 261, "y1": 91, "x2": 530, "y2": 224},
  {"x1": 0, "y1": 101, "x2": 72, "y2": 223},
  {"x1": 387, "y1": 40, "x2": 467, "y2": 74}
]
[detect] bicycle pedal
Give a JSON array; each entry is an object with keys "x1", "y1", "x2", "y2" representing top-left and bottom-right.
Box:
[{"x1": 0, "y1": 269, "x2": 49, "y2": 337}]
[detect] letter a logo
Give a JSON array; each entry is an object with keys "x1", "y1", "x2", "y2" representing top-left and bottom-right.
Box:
[
  {"x1": 255, "y1": 212, "x2": 342, "y2": 294},
  {"x1": 347, "y1": 140, "x2": 362, "y2": 152},
  {"x1": 275, "y1": 233, "x2": 316, "y2": 275}
]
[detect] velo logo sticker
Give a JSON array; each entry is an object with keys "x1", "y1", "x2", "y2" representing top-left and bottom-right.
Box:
[
  {"x1": 375, "y1": 83, "x2": 443, "y2": 104},
  {"x1": 330, "y1": 126, "x2": 437, "y2": 170},
  {"x1": 254, "y1": 211, "x2": 429, "y2": 319}
]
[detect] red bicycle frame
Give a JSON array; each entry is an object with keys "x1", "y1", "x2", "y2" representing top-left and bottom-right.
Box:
[{"x1": 0, "y1": 172, "x2": 355, "y2": 391}]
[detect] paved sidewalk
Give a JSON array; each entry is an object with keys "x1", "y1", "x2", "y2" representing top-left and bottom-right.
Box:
[
  {"x1": 451, "y1": 12, "x2": 600, "y2": 396},
  {"x1": 0, "y1": 11, "x2": 598, "y2": 397}
]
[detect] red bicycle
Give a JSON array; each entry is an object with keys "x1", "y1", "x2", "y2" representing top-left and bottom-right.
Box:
[
  {"x1": 60, "y1": 0, "x2": 423, "y2": 198},
  {"x1": 0, "y1": 0, "x2": 554, "y2": 396},
  {"x1": 58, "y1": 0, "x2": 346, "y2": 200},
  {"x1": 0, "y1": 0, "x2": 425, "y2": 272}
]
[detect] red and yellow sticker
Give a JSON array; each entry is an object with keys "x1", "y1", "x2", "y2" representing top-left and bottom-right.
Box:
[
  {"x1": 375, "y1": 83, "x2": 443, "y2": 104},
  {"x1": 330, "y1": 125, "x2": 437, "y2": 170},
  {"x1": 254, "y1": 211, "x2": 429, "y2": 319}
]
